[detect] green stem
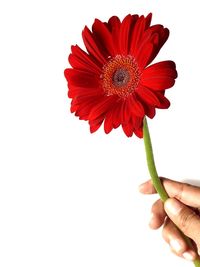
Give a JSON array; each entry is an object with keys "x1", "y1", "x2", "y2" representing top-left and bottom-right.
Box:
[
  {"x1": 143, "y1": 117, "x2": 168, "y2": 202},
  {"x1": 143, "y1": 116, "x2": 200, "y2": 267},
  {"x1": 194, "y1": 259, "x2": 200, "y2": 267}
]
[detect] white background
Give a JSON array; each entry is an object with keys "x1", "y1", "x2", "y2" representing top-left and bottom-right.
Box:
[{"x1": 0, "y1": 0, "x2": 200, "y2": 266}]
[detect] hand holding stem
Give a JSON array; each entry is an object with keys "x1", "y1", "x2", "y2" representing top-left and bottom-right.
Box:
[{"x1": 143, "y1": 117, "x2": 200, "y2": 267}]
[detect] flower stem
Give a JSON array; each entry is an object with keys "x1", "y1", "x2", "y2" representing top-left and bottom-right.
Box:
[
  {"x1": 143, "y1": 116, "x2": 200, "y2": 267},
  {"x1": 143, "y1": 117, "x2": 168, "y2": 202}
]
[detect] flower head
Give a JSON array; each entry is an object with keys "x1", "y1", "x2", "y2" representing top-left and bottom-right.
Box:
[{"x1": 64, "y1": 13, "x2": 177, "y2": 138}]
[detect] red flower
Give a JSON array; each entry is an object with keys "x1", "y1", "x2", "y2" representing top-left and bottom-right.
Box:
[{"x1": 64, "y1": 13, "x2": 177, "y2": 138}]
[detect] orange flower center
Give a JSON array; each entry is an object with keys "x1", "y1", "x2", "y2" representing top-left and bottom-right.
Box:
[{"x1": 101, "y1": 55, "x2": 141, "y2": 98}]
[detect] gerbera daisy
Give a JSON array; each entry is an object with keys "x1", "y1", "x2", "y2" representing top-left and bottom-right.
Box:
[{"x1": 64, "y1": 13, "x2": 177, "y2": 138}]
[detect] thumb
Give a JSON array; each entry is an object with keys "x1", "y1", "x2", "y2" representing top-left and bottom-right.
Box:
[{"x1": 164, "y1": 198, "x2": 200, "y2": 252}]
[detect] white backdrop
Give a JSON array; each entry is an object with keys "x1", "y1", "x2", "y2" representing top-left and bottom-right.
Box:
[{"x1": 0, "y1": 0, "x2": 200, "y2": 266}]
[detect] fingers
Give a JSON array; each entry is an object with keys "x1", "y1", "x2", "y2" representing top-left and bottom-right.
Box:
[
  {"x1": 149, "y1": 199, "x2": 166, "y2": 229},
  {"x1": 163, "y1": 180, "x2": 200, "y2": 208},
  {"x1": 139, "y1": 178, "x2": 200, "y2": 208},
  {"x1": 139, "y1": 179, "x2": 157, "y2": 194},
  {"x1": 162, "y1": 218, "x2": 196, "y2": 260},
  {"x1": 165, "y1": 198, "x2": 200, "y2": 254}
]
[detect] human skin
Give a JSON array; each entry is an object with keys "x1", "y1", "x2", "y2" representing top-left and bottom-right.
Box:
[{"x1": 139, "y1": 178, "x2": 200, "y2": 261}]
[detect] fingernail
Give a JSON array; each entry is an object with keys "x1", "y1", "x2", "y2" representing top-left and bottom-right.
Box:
[
  {"x1": 165, "y1": 198, "x2": 183, "y2": 215},
  {"x1": 139, "y1": 183, "x2": 152, "y2": 194},
  {"x1": 138, "y1": 183, "x2": 145, "y2": 192},
  {"x1": 149, "y1": 213, "x2": 156, "y2": 228},
  {"x1": 170, "y1": 240, "x2": 182, "y2": 253},
  {"x1": 182, "y1": 251, "x2": 196, "y2": 261}
]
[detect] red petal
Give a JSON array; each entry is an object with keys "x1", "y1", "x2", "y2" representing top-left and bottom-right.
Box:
[
  {"x1": 122, "y1": 115, "x2": 143, "y2": 138},
  {"x1": 112, "y1": 102, "x2": 122, "y2": 129},
  {"x1": 120, "y1": 99, "x2": 133, "y2": 125},
  {"x1": 69, "y1": 45, "x2": 102, "y2": 74},
  {"x1": 142, "y1": 60, "x2": 177, "y2": 79},
  {"x1": 82, "y1": 26, "x2": 106, "y2": 65},
  {"x1": 107, "y1": 16, "x2": 121, "y2": 53},
  {"x1": 135, "y1": 42, "x2": 154, "y2": 70},
  {"x1": 65, "y1": 69, "x2": 99, "y2": 88},
  {"x1": 134, "y1": 127, "x2": 143, "y2": 138},
  {"x1": 156, "y1": 92, "x2": 170, "y2": 109},
  {"x1": 145, "y1": 13, "x2": 152, "y2": 29},
  {"x1": 122, "y1": 121, "x2": 134, "y2": 137},
  {"x1": 72, "y1": 94, "x2": 101, "y2": 105},
  {"x1": 119, "y1": 14, "x2": 133, "y2": 55},
  {"x1": 133, "y1": 25, "x2": 169, "y2": 67},
  {"x1": 122, "y1": 97, "x2": 138, "y2": 124},
  {"x1": 68, "y1": 85, "x2": 103, "y2": 99},
  {"x1": 90, "y1": 123, "x2": 102, "y2": 133},
  {"x1": 148, "y1": 28, "x2": 169, "y2": 64},
  {"x1": 129, "y1": 94, "x2": 145, "y2": 117},
  {"x1": 126, "y1": 117, "x2": 143, "y2": 138},
  {"x1": 143, "y1": 103, "x2": 156, "y2": 118},
  {"x1": 132, "y1": 115, "x2": 143, "y2": 129},
  {"x1": 104, "y1": 109, "x2": 114, "y2": 134},
  {"x1": 130, "y1": 16, "x2": 146, "y2": 55},
  {"x1": 73, "y1": 96, "x2": 103, "y2": 120},
  {"x1": 92, "y1": 19, "x2": 115, "y2": 57},
  {"x1": 89, "y1": 116, "x2": 104, "y2": 133},
  {"x1": 136, "y1": 85, "x2": 160, "y2": 106},
  {"x1": 134, "y1": 27, "x2": 160, "y2": 58},
  {"x1": 88, "y1": 96, "x2": 117, "y2": 120},
  {"x1": 141, "y1": 75, "x2": 175, "y2": 91}
]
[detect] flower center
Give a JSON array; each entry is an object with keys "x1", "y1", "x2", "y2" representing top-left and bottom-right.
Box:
[
  {"x1": 112, "y1": 68, "x2": 130, "y2": 87},
  {"x1": 101, "y1": 55, "x2": 140, "y2": 98}
]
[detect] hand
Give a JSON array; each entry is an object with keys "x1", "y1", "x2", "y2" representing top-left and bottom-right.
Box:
[{"x1": 139, "y1": 178, "x2": 200, "y2": 261}]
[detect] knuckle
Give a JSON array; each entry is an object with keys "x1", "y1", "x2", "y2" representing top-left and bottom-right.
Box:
[
  {"x1": 162, "y1": 227, "x2": 168, "y2": 242},
  {"x1": 174, "y1": 183, "x2": 184, "y2": 201},
  {"x1": 172, "y1": 183, "x2": 191, "y2": 202},
  {"x1": 162, "y1": 220, "x2": 170, "y2": 242},
  {"x1": 170, "y1": 246, "x2": 182, "y2": 257},
  {"x1": 197, "y1": 242, "x2": 200, "y2": 251},
  {"x1": 178, "y1": 209, "x2": 197, "y2": 234},
  {"x1": 151, "y1": 199, "x2": 164, "y2": 215},
  {"x1": 151, "y1": 200, "x2": 159, "y2": 212},
  {"x1": 195, "y1": 240, "x2": 200, "y2": 251},
  {"x1": 198, "y1": 246, "x2": 200, "y2": 256}
]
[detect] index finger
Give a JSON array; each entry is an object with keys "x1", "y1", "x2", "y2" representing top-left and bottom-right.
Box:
[{"x1": 139, "y1": 178, "x2": 200, "y2": 208}]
